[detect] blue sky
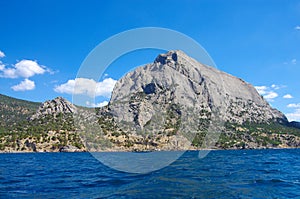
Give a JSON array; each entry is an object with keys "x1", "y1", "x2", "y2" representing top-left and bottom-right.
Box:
[{"x1": 0, "y1": 0, "x2": 300, "y2": 121}]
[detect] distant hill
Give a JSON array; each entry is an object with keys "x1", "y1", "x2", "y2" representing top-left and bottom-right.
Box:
[
  {"x1": 289, "y1": 121, "x2": 300, "y2": 129},
  {"x1": 0, "y1": 95, "x2": 85, "y2": 152},
  {"x1": 0, "y1": 94, "x2": 40, "y2": 128}
]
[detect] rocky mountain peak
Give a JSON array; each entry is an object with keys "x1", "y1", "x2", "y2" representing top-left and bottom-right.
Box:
[
  {"x1": 154, "y1": 50, "x2": 180, "y2": 65},
  {"x1": 30, "y1": 97, "x2": 76, "y2": 120},
  {"x1": 156, "y1": 49, "x2": 195, "y2": 62},
  {"x1": 154, "y1": 50, "x2": 200, "y2": 66},
  {"x1": 153, "y1": 50, "x2": 202, "y2": 74},
  {"x1": 109, "y1": 50, "x2": 288, "y2": 128}
]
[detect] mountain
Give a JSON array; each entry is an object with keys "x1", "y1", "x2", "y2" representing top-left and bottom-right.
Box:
[
  {"x1": 93, "y1": 50, "x2": 299, "y2": 151},
  {"x1": 110, "y1": 50, "x2": 287, "y2": 125},
  {"x1": 0, "y1": 50, "x2": 299, "y2": 152}
]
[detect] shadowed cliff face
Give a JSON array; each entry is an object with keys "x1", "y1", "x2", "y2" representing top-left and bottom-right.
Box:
[{"x1": 109, "y1": 50, "x2": 287, "y2": 130}]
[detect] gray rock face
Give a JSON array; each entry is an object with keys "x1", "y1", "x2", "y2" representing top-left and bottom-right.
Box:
[
  {"x1": 109, "y1": 50, "x2": 287, "y2": 128},
  {"x1": 59, "y1": 145, "x2": 80, "y2": 152},
  {"x1": 30, "y1": 97, "x2": 77, "y2": 120}
]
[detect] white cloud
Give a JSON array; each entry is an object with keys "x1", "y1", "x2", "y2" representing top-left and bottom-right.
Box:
[
  {"x1": 0, "y1": 50, "x2": 5, "y2": 58},
  {"x1": 54, "y1": 79, "x2": 76, "y2": 94},
  {"x1": 283, "y1": 94, "x2": 293, "y2": 99},
  {"x1": 263, "y1": 91, "x2": 278, "y2": 100},
  {"x1": 271, "y1": 84, "x2": 286, "y2": 90},
  {"x1": 286, "y1": 109, "x2": 300, "y2": 122},
  {"x1": 0, "y1": 59, "x2": 47, "y2": 78},
  {"x1": 255, "y1": 85, "x2": 279, "y2": 102},
  {"x1": 86, "y1": 100, "x2": 109, "y2": 107},
  {"x1": 255, "y1": 86, "x2": 268, "y2": 95},
  {"x1": 287, "y1": 103, "x2": 300, "y2": 108},
  {"x1": 284, "y1": 59, "x2": 297, "y2": 65},
  {"x1": 0, "y1": 61, "x2": 4, "y2": 71},
  {"x1": 97, "y1": 101, "x2": 109, "y2": 107},
  {"x1": 11, "y1": 79, "x2": 35, "y2": 91},
  {"x1": 95, "y1": 78, "x2": 117, "y2": 97},
  {"x1": 54, "y1": 77, "x2": 117, "y2": 98},
  {"x1": 295, "y1": 26, "x2": 300, "y2": 30},
  {"x1": 286, "y1": 103, "x2": 300, "y2": 121}
]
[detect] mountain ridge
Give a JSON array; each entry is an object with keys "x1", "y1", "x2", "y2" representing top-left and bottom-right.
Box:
[
  {"x1": 0, "y1": 94, "x2": 40, "y2": 127},
  {"x1": 0, "y1": 50, "x2": 300, "y2": 152}
]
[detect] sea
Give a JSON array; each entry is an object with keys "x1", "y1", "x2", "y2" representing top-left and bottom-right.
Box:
[{"x1": 0, "y1": 149, "x2": 299, "y2": 199}]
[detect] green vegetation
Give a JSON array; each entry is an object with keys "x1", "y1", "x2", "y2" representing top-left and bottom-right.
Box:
[
  {"x1": 0, "y1": 113, "x2": 84, "y2": 151},
  {"x1": 190, "y1": 121, "x2": 300, "y2": 149},
  {"x1": 0, "y1": 94, "x2": 40, "y2": 127},
  {"x1": 215, "y1": 122, "x2": 300, "y2": 149},
  {"x1": 191, "y1": 131, "x2": 207, "y2": 147},
  {"x1": 0, "y1": 94, "x2": 85, "y2": 152},
  {"x1": 164, "y1": 103, "x2": 181, "y2": 136},
  {"x1": 1, "y1": 93, "x2": 299, "y2": 152}
]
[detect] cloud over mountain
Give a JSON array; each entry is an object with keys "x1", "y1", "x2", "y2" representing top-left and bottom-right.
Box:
[
  {"x1": 54, "y1": 77, "x2": 117, "y2": 98},
  {"x1": 255, "y1": 85, "x2": 278, "y2": 101}
]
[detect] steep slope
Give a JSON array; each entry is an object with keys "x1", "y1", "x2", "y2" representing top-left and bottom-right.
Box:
[
  {"x1": 93, "y1": 50, "x2": 298, "y2": 151},
  {"x1": 0, "y1": 94, "x2": 40, "y2": 127},
  {"x1": 110, "y1": 50, "x2": 287, "y2": 126}
]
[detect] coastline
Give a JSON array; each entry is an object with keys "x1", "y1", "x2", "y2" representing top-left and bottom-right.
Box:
[{"x1": 0, "y1": 146, "x2": 299, "y2": 154}]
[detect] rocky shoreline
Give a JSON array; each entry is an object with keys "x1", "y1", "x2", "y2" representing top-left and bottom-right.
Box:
[{"x1": 0, "y1": 146, "x2": 299, "y2": 153}]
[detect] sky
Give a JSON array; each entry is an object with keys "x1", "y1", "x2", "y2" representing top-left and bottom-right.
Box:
[{"x1": 0, "y1": 0, "x2": 300, "y2": 121}]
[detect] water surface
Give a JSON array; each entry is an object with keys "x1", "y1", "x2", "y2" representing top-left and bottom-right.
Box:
[{"x1": 0, "y1": 149, "x2": 299, "y2": 198}]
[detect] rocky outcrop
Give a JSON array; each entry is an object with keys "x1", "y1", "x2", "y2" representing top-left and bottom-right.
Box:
[
  {"x1": 59, "y1": 145, "x2": 81, "y2": 152},
  {"x1": 30, "y1": 97, "x2": 77, "y2": 120}
]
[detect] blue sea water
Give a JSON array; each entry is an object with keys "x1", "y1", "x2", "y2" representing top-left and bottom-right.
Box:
[{"x1": 0, "y1": 149, "x2": 299, "y2": 199}]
